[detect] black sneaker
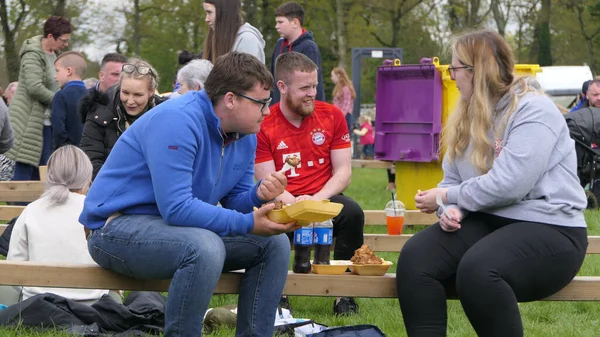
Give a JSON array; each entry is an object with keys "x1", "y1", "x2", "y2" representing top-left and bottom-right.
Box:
[
  {"x1": 279, "y1": 296, "x2": 293, "y2": 314},
  {"x1": 333, "y1": 297, "x2": 359, "y2": 316}
]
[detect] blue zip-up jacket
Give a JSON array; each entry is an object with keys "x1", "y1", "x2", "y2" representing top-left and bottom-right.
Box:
[
  {"x1": 79, "y1": 90, "x2": 264, "y2": 236},
  {"x1": 51, "y1": 80, "x2": 87, "y2": 149}
]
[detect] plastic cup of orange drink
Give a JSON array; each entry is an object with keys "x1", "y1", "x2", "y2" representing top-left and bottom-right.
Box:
[{"x1": 385, "y1": 200, "x2": 405, "y2": 235}]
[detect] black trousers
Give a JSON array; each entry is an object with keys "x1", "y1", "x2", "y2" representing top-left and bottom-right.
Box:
[
  {"x1": 286, "y1": 194, "x2": 364, "y2": 260},
  {"x1": 329, "y1": 194, "x2": 365, "y2": 260},
  {"x1": 396, "y1": 212, "x2": 587, "y2": 337}
]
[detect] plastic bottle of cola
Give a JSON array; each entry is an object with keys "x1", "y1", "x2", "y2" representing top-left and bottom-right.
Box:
[
  {"x1": 292, "y1": 226, "x2": 313, "y2": 273},
  {"x1": 313, "y1": 219, "x2": 333, "y2": 265}
]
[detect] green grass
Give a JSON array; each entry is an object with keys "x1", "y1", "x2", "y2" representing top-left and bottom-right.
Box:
[{"x1": 3, "y1": 167, "x2": 600, "y2": 336}]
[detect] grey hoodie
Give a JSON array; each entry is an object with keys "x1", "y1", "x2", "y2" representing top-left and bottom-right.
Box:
[
  {"x1": 233, "y1": 23, "x2": 265, "y2": 64},
  {"x1": 440, "y1": 81, "x2": 586, "y2": 228}
]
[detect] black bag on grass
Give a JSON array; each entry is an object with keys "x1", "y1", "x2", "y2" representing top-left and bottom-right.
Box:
[{"x1": 309, "y1": 324, "x2": 386, "y2": 337}]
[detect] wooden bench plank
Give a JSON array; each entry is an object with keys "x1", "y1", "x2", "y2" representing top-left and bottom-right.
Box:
[
  {"x1": 351, "y1": 159, "x2": 393, "y2": 169},
  {"x1": 0, "y1": 206, "x2": 25, "y2": 221},
  {"x1": 0, "y1": 226, "x2": 595, "y2": 255},
  {"x1": 0, "y1": 206, "x2": 436, "y2": 226},
  {"x1": 364, "y1": 210, "x2": 437, "y2": 226},
  {"x1": 0, "y1": 181, "x2": 44, "y2": 202},
  {"x1": 363, "y1": 234, "x2": 600, "y2": 254},
  {"x1": 0, "y1": 260, "x2": 594, "y2": 300}
]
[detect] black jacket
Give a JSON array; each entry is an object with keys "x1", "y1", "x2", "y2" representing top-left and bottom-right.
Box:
[
  {"x1": 0, "y1": 291, "x2": 166, "y2": 336},
  {"x1": 78, "y1": 86, "x2": 166, "y2": 179},
  {"x1": 270, "y1": 30, "x2": 325, "y2": 105}
]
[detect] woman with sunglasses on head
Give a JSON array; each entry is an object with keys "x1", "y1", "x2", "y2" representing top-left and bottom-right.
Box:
[
  {"x1": 79, "y1": 58, "x2": 167, "y2": 179},
  {"x1": 396, "y1": 30, "x2": 587, "y2": 337},
  {"x1": 202, "y1": 0, "x2": 266, "y2": 63}
]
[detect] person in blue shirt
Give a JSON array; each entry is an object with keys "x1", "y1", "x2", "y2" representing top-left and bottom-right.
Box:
[
  {"x1": 80, "y1": 52, "x2": 299, "y2": 337},
  {"x1": 570, "y1": 79, "x2": 592, "y2": 112},
  {"x1": 51, "y1": 51, "x2": 88, "y2": 149}
]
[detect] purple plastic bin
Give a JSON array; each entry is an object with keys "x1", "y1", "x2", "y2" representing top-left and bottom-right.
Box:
[{"x1": 374, "y1": 63, "x2": 442, "y2": 162}]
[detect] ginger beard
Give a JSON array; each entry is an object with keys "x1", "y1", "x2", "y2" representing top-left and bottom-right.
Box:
[{"x1": 285, "y1": 91, "x2": 314, "y2": 117}]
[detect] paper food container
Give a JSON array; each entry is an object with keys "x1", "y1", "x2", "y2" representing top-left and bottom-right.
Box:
[
  {"x1": 349, "y1": 260, "x2": 393, "y2": 276},
  {"x1": 267, "y1": 200, "x2": 344, "y2": 225},
  {"x1": 311, "y1": 260, "x2": 353, "y2": 275}
]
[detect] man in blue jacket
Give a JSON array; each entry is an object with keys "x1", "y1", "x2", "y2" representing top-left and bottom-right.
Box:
[
  {"x1": 270, "y1": 2, "x2": 325, "y2": 105},
  {"x1": 80, "y1": 52, "x2": 299, "y2": 337}
]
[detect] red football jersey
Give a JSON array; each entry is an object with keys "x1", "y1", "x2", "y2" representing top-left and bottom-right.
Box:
[{"x1": 256, "y1": 101, "x2": 351, "y2": 196}]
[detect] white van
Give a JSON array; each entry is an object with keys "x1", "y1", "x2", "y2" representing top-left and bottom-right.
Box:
[{"x1": 535, "y1": 65, "x2": 594, "y2": 109}]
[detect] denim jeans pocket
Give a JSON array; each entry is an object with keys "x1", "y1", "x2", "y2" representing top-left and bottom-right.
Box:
[{"x1": 92, "y1": 245, "x2": 136, "y2": 278}]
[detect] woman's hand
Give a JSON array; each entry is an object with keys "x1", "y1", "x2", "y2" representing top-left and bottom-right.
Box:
[
  {"x1": 439, "y1": 207, "x2": 462, "y2": 232},
  {"x1": 415, "y1": 188, "x2": 448, "y2": 213}
]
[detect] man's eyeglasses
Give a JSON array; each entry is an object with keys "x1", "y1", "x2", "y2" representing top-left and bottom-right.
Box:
[
  {"x1": 56, "y1": 36, "x2": 70, "y2": 44},
  {"x1": 122, "y1": 64, "x2": 156, "y2": 78},
  {"x1": 235, "y1": 92, "x2": 272, "y2": 113},
  {"x1": 448, "y1": 65, "x2": 473, "y2": 80}
]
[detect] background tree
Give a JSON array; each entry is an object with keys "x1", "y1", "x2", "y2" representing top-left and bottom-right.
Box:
[{"x1": 446, "y1": 0, "x2": 493, "y2": 32}]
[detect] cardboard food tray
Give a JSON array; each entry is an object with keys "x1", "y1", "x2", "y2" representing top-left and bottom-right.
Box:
[
  {"x1": 267, "y1": 200, "x2": 344, "y2": 225},
  {"x1": 311, "y1": 260, "x2": 352, "y2": 275},
  {"x1": 349, "y1": 260, "x2": 393, "y2": 276}
]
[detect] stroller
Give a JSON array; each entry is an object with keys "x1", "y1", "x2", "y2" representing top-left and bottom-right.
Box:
[{"x1": 565, "y1": 107, "x2": 600, "y2": 208}]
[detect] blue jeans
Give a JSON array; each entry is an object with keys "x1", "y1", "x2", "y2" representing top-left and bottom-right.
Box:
[
  {"x1": 87, "y1": 214, "x2": 291, "y2": 337},
  {"x1": 361, "y1": 144, "x2": 374, "y2": 159}
]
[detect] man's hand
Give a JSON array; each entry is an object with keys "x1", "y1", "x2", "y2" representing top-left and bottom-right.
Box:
[
  {"x1": 252, "y1": 203, "x2": 301, "y2": 236},
  {"x1": 257, "y1": 172, "x2": 287, "y2": 201},
  {"x1": 295, "y1": 195, "x2": 316, "y2": 202}
]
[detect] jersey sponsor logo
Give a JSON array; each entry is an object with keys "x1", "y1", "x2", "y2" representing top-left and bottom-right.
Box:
[
  {"x1": 341, "y1": 133, "x2": 350, "y2": 142},
  {"x1": 311, "y1": 128, "x2": 326, "y2": 146},
  {"x1": 277, "y1": 140, "x2": 288, "y2": 150},
  {"x1": 282, "y1": 152, "x2": 301, "y2": 177}
]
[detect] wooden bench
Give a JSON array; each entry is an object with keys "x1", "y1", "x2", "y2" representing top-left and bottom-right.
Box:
[
  {"x1": 0, "y1": 180, "x2": 598, "y2": 301},
  {"x1": 0, "y1": 181, "x2": 438, "y2": 226},
  {"x1": 1, "y1": 237, "x2": 600, "y2": 300}
]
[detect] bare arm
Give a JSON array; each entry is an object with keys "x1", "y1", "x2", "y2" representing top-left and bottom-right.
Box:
[
  {"x1": 255, "y1": 160, "x2": 296, "y2": 204},
  {"x1": 353, "y1": 127, "x2": 368, "y2": 136},
  {"x1": 312, "y1": 147, "x2": 352, "y2": 200}
]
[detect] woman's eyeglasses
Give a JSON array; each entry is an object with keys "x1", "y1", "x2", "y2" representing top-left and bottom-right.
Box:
[
  {"x1": 448, "y1": 65, "x2": 473, "y2": 80},
  {"x1": 235, "y1": 92, "x2": 272, "y2": 113},
  {"x1": 122, "y1": 64, "x2": 156, "y2": 78}
]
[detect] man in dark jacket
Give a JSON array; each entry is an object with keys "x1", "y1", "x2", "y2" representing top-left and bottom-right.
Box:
[{"x1": 270, "y1": 2, "x2": 325, "y2": 105}]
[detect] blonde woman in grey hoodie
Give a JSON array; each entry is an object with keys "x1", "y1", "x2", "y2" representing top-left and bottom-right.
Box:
[
  {"x1": 202, "y1": 0, "x2": 266, "y2": 64},
  {"x1": 398, "y1": 29, "x2": 587, "y2": 337}
]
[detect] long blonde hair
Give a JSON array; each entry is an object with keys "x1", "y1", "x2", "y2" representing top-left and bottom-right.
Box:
[
  {"x1": 443, "y1": 29, "x2": 528, "y2": 173},
  {"x1": 332, "y1": 67, "x2": 356, "y2": 99}
]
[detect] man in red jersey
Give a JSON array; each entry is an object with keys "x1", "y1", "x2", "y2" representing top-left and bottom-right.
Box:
[{"x1": 255, "y1": 52, "x2": 364, "y2": 316}]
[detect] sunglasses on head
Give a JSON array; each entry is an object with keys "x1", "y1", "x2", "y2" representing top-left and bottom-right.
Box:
[{"x1": 122, "y1": 64, "x2": 155, "y2": 77}]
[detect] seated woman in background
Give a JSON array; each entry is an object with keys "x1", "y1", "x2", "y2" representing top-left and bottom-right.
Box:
[
  {"x1": 79, "y1": 58, "x2": 166, "y2": 179},
  {"x1": 2, "y1": 145, "x2": 115, "y2": 306}
]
